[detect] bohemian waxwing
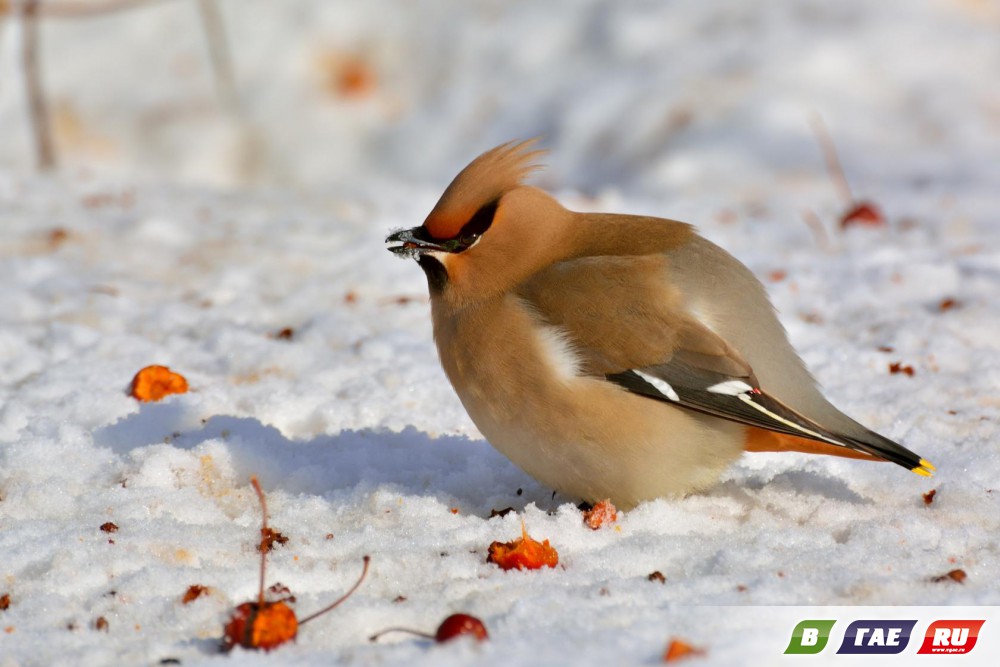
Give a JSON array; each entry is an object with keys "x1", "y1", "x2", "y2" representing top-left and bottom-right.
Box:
[{"x1": 387, "y1": 140, "x2": 933, "y2": 509}]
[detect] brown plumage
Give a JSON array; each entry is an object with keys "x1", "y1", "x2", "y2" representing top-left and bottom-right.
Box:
[{"x1": 387, "y1": 140, "x2": 933, "y2": 508}]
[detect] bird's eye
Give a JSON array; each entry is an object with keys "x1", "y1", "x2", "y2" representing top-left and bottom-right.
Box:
[
  {"x1": 454, "y1": 199, "x2": 498, "y2": 247},
  {"x1": 440, "y1": 238, "x2": 464, "y2": 252}
]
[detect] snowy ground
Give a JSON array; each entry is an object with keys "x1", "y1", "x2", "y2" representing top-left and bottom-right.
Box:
[{"x1": 1, "y1": 1, "x2": 999, "y2": 665}]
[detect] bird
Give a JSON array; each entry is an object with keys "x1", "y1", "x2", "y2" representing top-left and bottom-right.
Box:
[{"x1": 386, "y1": 140, "x2": 934, "y2": 509}]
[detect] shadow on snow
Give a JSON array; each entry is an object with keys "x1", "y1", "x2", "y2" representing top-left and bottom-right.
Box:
[{"x1": 92, "y1": 402, "x2": 551, "y2": 515}]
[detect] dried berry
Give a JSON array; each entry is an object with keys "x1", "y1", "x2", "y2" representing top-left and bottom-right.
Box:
[
  {"x1": 664, "y1": 638, "x2": 706, "y2": 662},
  {"x1": 931, "y1": 569, "x2": 967, "y2": 584},
  {"x1": 223, "y1": 600, "x2": 298, "y2": 652},
  {"x1": 767, "y1": 269, "x2": 787, "y2": 282},
  {"x1": 888, "y1": 362, "x2": 915, "y2": 377},
  {"x1": 182, "y1": 585, "x2": 209, "y2": 604},
  {"x1": 258, "y1": 527, "x2": 289, "y2": 553},
  {"x1": 94, "y1": 617, "x2": 109, "y2": 632},
  {"x1": 648, "y1": 571, "x2": 666, "y2": 584},
  {"x1": 130, "y1": 365, "x2": 189, "y2": 402},
  {"x1": 100, "y1": 522, "x2": 118, "y2": 533},
  {"x1": 0, "y1": 594, "x2": 10, "y2": 610},
  {"x1": 840, "y1": 202, "x2": 885, "y2": 228},
  {"x1": 923, "y1": 489, "x2": 937, "y2": 506},
  {"x1": 48, "y1": 228, "x2": 70, "y2": 248},
  {"x1": 487, "y1": 521, "x2": 558, "y2": 571},
  {"x1": 581, "y1": 499, "x2": 618, "y2": 530},
  {"x1": 317, "y1": 52, "x2": 377, "y2": 99}
]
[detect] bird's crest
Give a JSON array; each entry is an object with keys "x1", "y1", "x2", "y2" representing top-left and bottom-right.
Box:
[{"x1": 424, "y1": 139, "x2": 545, "y2": 240}]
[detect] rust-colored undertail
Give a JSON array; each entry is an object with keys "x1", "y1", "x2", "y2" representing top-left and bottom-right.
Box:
[{"x1": 744, "y1": 427, "x2": 882, "y2": 462}]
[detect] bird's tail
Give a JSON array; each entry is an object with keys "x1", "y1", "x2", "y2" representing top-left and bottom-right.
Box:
[{"x1": 745, "y1": 426, "x2": 935, "y2": 477}]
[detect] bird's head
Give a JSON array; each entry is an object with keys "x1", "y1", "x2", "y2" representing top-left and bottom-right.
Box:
[{"x1": 386, "y1": 140, "x2": 568, "y2": 301}]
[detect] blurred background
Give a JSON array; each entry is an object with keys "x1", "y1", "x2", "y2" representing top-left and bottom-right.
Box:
[
  {"x1": 1, "y1": 7, "x2": 999, "y2": 663},
  {"x1": 1, "y1": 0, "x2": 998, "y2": 209}
]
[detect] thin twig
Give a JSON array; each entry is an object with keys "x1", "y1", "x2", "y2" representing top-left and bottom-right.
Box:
[
  {"x1": 298, "y1": 556, "x2": 371, "y2": 626},
  {"x1": 809, "y1": 112, "x2": 853, "y2": 204},
  {"x1": 800, "y1": 208, "x2": 832, "y2": 252},
  {"x1": 2, "y1": 0, "x2": 173, "y2": 20},
  {"x1": 21, "y1": 0, "x2": 55, "y2": 170},
  {"x1": 0, "y1": 11, "x2": 7, "y2": 97},
  {"x1": 196, "y1": 0, "x2": 238, "y2": 114},
  {"x1": 250, "y1": 476, "x2": 268, "y2": 608},
  {"x1": 369, "y1": 626, "x2": 434, "y2": 642}
]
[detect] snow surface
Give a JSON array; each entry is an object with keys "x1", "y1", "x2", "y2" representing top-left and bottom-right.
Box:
[{"x1": 1, "y1": 1, "x2": 999, "y2": 665}]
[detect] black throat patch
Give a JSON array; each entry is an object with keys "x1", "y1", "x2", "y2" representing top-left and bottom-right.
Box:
[{"x1": 417, "y1": 254, "x2": 448, "y2": 293}]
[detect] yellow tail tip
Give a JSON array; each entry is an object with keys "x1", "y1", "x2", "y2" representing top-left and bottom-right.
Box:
[{"x1": 912, "y1": 459, "x2": 936, "y2": 477}]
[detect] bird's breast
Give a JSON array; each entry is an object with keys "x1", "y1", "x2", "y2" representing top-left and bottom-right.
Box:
[{"x1": 431, "y1": 295, "x2": 579, "y2": 426}]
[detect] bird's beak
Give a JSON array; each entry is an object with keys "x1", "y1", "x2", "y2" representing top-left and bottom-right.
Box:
[{"x1": 386, "y1": 226, "x2": 451, "y2": 258}]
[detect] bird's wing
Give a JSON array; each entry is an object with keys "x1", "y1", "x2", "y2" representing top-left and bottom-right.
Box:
[
  {"x1": 607, "y1": 321, "x2": 931, "y2": 472},
  {"x1": 517, "y1": 254, "x2": 931, "y2": 474},
  {"x1": 603, "y1": 318, "x2": 865, "y2": 447}
]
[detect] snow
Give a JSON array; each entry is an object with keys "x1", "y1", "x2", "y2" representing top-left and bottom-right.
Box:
[{"x1": 1, "y1": 1, "x2": 999, "y2": 665}]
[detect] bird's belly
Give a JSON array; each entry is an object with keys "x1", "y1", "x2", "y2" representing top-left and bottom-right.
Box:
[{"x1": 454, "y1": 375, "x2": 746, "y2": 509}]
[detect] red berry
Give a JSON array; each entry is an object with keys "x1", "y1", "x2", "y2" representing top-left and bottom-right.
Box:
[
  {"x1": 840, "y1": 201, "x2": 884, "y2": 228},
  {"x1": 434, "y1": 614, "x2": 488, "y2": 642}
]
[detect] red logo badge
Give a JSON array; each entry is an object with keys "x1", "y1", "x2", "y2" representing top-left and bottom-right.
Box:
[{"x1": 917, "y1": 620, "x2": 985, "y2": 655}]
